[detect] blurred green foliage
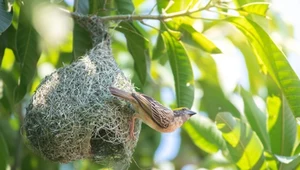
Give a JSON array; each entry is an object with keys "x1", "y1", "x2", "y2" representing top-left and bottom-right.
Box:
[{"x1": 0, "y1": 0, "x2": 300, "y2": 169}]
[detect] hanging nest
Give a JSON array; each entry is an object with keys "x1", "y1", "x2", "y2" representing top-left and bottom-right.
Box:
[{"x1": 23, "y1": 15, "x2": 141, "y2": 169}]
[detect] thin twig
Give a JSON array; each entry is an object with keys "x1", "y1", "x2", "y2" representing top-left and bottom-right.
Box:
[
  {"x1": 60, "y1": 0, "x2": 214, "y2": 22},
  {"x1": 100, "y1": 0, "x2": 212, "y2": 21},
  {"x1": 140, "y1": 20, "x2": 160, "y2": 31},
  {"x1": 188, "y1": 15, "x2": 226, "y2": 21},
  {"x1": 207, "y1": 8, "x2": 239, "y2": 17},
  {"x1": 148, "y1": 4, "x2": 157, "y2": 15}
]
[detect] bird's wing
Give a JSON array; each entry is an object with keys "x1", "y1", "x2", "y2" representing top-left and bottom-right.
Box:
[{"x1": 132, "y1": 93, "x2": 173, "y2": 128}]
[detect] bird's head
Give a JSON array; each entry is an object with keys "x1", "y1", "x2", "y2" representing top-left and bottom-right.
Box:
[{"x1": 173, "y1": 107, "x2": 196, "y2": 117}]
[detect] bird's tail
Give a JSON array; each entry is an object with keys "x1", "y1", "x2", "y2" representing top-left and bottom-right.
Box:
[{"x1": 109, "y1": 87, "x2": 136, "y2": 102}]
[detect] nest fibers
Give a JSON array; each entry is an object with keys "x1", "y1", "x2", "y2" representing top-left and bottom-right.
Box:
[{"x1": 23, "y1": 16, "x2": 141, "y2": 168}]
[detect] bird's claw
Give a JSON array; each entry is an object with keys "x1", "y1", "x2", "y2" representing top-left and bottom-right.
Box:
[{"x1": 129, "y1": 130, "x2": 136, "y2": 140}]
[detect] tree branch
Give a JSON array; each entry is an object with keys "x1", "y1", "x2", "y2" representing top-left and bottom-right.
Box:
[
  {"x1": 60, "y1": 0, "x2": 213, "y2": 22},
  {"x1": 101, "y1": 0, "x2": 212, "y2": 21}
]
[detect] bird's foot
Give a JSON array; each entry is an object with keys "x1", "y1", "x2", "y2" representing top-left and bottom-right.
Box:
[
  {"x1": 129, "y1": 127, "x2": 136, "y2": 140},
  {"x1": 128, "y1": 116, "x2": 137, "y2": 140}
]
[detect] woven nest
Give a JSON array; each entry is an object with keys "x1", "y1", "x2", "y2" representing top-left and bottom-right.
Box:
[{"x1": 23, "y1": 16, "x2": 141, "y2": 169}]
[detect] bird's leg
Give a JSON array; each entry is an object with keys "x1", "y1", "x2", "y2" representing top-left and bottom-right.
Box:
[{"x1": 129, "y1": 114, "x2": 138, "y2": 140}]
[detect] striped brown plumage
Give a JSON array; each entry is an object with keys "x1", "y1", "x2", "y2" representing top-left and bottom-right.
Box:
[{"x1": 109, "y1": 87, "x2": 196, "y2": 138}]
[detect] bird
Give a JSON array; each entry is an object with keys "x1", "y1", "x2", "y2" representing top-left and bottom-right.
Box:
[{"x1": 109, "y1": 87, "x2": 196, "y2": 139}]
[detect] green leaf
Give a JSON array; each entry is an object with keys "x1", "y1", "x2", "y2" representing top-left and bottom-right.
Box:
[
  {"x1": 72, "y1": 23, "x2": 93, "y2": 60},
  {"x1": 238, "y1": 2, "x2": 270, "y2": 17},
  {"x1": 2, "y1": 25, "x2": 17, "y2": 62},
  {"x1": 0, "y1": 0, "x2": 12, "y2": 33},
  {"x1": 233, "y1": 0, "x2": 250, "y2": 6},
  {"x1": 0, "y1": 38, "x2": 5, "y2": 67},
  {"x1": 180, "y1": 24, "x2": 222, "y2": 54},
  {"x1": 157, "y1": 0, "x2": 197, "y2": 13},
  {"x1": 161, "y1": 31, "x2": 194, "y2": 108},
  {"x1": 72, "y1": 0, "x2": 92, "y2": 60},
  {"x1": 160, "y1": 16, "x2": 221, "y2": 54},
  {"x1": 216, "y1": 112, "x2": 267, "y2": 169},
  {"x1": 267, "y1": 95, "x2": 296, "y2": 156},
  {"x1": 294, "y1": 143, "x2": 300, "y2": 155},
  {"x1": 152, "y1": 34, "x2": 167, "y2": 60},
  {"x1": 227, "y1": 17, "x2": 300, "y2": 118},
  {"x1": 156, "y1": 0, "x2": 168, "y2": 13},
  {"x1": 276, "y1": 155, "x2": 300, "y2": 170},
  {"x1": 74, "y1": 0, "x2": 89, "y2": 14},
  {"x1": 0, "y1": 132, "x2": 9, "y2": 170},
  {"x1": 240, "y1": 88, "x2": 271, "y2": 152},
  {"x1": 0, "y1": 70, "x2": 17, "y2": 115},
  {"x1": 228, "y1": 35, "x2": 264, "y2": 94},
  {"x1": 114, "y1": 0, "x2": 135, "y2": 14},
  {"x1": 199, "y1": 80, "x2": 240, "y2": 119},
  {"x1": 184, "y1": 114, "x2": 226, "y2": 153},
  {"x1": 89, "y1": 0, "x2": 108, "y2": 15},
  {"x1": 265, "y1": 152, "x2": 278, "y2": 170},
  {"x1": 14, "y1": 4, "x2": 41, "y2": 103},
  {"x1": 89, "y1": 0, "x2": 100, "y2": 14},
  {"x1": 116, "y1": 22, "x2": 150, "y2": 85},
  {"x1": 0, "y1": 25, "x2": 17, "y2": 65}
]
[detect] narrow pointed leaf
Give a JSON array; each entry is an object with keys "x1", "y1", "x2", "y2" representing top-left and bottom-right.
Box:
[
  {"x1": 240, "y1": 88, "x2": 271, "y2": 151},
  {"x1": 0, "y1": 70, "x2": 17, "y2": 115},
  {"x1": 0, "y1": 24, "x2": 17, "y2": 65},
  {"x1": 199, "y1": 80, "x2": 240, "y2": 119},
  {"x1": 116, "y1": 22, "x2": 150, "y2": 85},
  {"x1": 162, "y1": 16, "x2": 221, "y2": 54},
  {"x1": 161, "y1": 31, "x2": 194, "y2": 108},
  {"x1": 267, "y1": 96, "x2": 296, "y2": 156},
  {"x1": 216, "y1": 112, "x2": 267, "y2": 169},
  {"x1": 184, "y1": 114, "x2": 226, "y2": 153},
  {"x1": 152, "y1": 34, "x2": 167, "y2": 60},
  {"x1": 115, "y1": 0, "x2": 135, "y2": 14},
  {"x1": 180, "y1": 24, "x2": 222, "y2": 54},
  {"x1": 73, "y1": 0, "x2": 92, "y2": 60},
  {"x1": 15, "y1": 4, "x2": 41, "y2": 102},
  {"x1": 227, "y1": 17, "x2": 300, "y2": 118},
  {"x1": 74, "y1": 0, "x2": 89, "y2": 14},
  {"x1": 89, "y1": 0, "x2": 108, "y2": 15},
  {"x1": 237, "y1": 2, "x2": 270, "y2": 17},
  {"x1": 3, "y1": 25, "x2": 17, "y2": 62},
  {"x1": 157, "y1": 0, "x2": 196, "y2": 13},
  {"x1": 0, "y1": 0, "x2": 12, "y2": 33},
  {"x1": 276, "y1": 155, "x2": 300, "y2": 170},
  {"x1": 73, "y1": 23, "x2": 93, "y2": 60}
]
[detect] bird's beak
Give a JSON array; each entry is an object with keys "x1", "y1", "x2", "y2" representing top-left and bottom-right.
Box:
[{"x1": 185, "y1": 110, "x2": 196, "y2": 117}]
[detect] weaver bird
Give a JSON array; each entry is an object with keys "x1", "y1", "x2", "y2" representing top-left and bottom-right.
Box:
[{"x1": 109, "y1": 87, "x2": 196, "y2": 138}]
